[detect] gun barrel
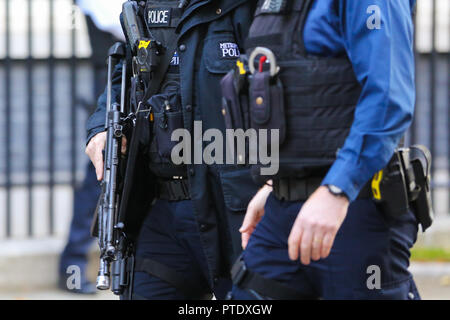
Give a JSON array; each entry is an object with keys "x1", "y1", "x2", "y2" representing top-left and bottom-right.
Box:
[{"x1": 96, "y1": 43, "x2": 126, "y2": 293}]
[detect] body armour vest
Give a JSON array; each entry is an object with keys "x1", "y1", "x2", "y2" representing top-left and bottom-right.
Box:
[
  {"x1": 245, "y1": 0, "x2": 362, "y2": 179},
  {"x1": 137, "y1": 0, "x2": 186, "y2": 179}
]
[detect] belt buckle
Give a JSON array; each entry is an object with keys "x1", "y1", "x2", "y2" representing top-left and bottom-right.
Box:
[{"x1": 231, "y1": 255, "x2": 248, "y2": 286}]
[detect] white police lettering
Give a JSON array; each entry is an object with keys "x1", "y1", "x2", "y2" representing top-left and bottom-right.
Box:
[
  {"x1": 261, "y1": 0, "x2": 272, "y2": 11},
  {"x1": 220, "y1": 43, "x2": 240, "y2": 58},
  {"x1": 148, "y1": 9, "x2": 170, "y2": 25},
  {"x1": 171, "y1": 51, "x2": 179, "y2": 65}
]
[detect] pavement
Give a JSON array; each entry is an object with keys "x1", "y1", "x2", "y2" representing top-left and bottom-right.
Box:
[
  {"x1": 0, "y1": 262, "x2": 449, "y2": 300},
  {"x1": 409, "y1": 262, "x2": 450, "y2": 300},
  {"x1": 0, "y1": 289, "x2": 117, "y2": 300}
]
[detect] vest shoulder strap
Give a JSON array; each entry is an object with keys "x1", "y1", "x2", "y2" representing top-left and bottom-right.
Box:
[{"x1": 246, "y1": 0, "x2": 315, "y2": 57}]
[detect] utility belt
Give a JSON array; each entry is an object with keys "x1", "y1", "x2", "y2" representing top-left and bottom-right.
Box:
[
  {"x1": 272, "y1": 146, "x2": 433, "y2": 232},
  {"x1": 156, "y1": 178, "x2": 191, "y2": 201},
  {"x1": 273, "y1": 176, "x2": 372, "y2": 202}
]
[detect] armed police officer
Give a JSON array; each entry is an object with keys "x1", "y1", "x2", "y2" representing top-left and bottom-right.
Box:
[
  {"x1": 222, "y1": 0, "x2": 432, "y2": 299},
  {"x1": 85, "y1": 0, "x2": 258, "y2": 300}
]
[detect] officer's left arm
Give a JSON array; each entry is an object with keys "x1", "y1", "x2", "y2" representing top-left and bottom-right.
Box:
[
  {"x1": 321, "y1": 0, "x2": 416, "y2": 201},
  {"x1": 288, "y1": 0, "x2": 416, "y2": 265}
]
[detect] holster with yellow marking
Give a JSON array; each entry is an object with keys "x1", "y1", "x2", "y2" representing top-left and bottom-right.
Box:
[
  {"x1": 371, "y1": 145, "x2": 433, "y2": 231},
  {"x1": 221, "y1": 55, "x2": 251, "y2": 132},
  {"x1": 220, "y1": 55, "x2": 252, "y2": 166}
]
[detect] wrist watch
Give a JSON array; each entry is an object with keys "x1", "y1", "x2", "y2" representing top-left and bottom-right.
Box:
[{"x1": 326, "y1": 184, "x2": 348, "y2": 200}]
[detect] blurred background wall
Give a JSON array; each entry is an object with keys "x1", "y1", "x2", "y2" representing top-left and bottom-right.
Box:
[{"x1": 0, "y1": 0, "x2": 448, "y2": 292}]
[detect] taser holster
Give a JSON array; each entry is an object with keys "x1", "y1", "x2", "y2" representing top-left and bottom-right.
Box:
[
  {"x1": 409, "y1": 145, "x2": 434, "y2": 231},
  {"x1": 371, "y1": 145, "x2": 434, "y2": 232}
]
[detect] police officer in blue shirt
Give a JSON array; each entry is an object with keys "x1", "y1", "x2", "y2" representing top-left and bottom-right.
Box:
[
  {"x1": 85, "y1": 0, "x2": 258, "y2": 299},
  {"x1": 227, "y1": 0, "x2": 421, "y2": 299}
]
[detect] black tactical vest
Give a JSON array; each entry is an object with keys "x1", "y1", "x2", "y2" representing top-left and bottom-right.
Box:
[
  {"x1": 245, "y1": 0, "x2": 362, "y2": 179},
  {"x1": 137, "y1": 0, "x2": 186, "y2": 179}
]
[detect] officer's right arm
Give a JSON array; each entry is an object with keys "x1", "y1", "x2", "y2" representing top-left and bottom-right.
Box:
[
  {"x1": 85, "y1": 59, "x2": 125, "y2": 180},
  {"x1": 240, "y1": 182, "x2": 273, "y2": 249}
]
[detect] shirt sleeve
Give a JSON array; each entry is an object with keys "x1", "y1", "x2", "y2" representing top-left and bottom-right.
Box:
[
  {"x1": 321, "y1": 0, "x2": 416, "y2": 201},
  {"x1": 86, "y1": 59, "x2": 124, "y2": 144}
]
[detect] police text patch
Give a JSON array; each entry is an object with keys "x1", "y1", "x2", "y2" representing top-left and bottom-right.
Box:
[
  {"x1": 170, "y1": 51, "x2": 179, "y2": 66},
  {"x1": 261, "y1": 0, "x2": 288, "y2": 13},
  {"x1": 219, "y1": 42, "x2": 240, "y2": 59},
  {"x1": 147, "y1": 8, "x2": 171, "y2": 27}
]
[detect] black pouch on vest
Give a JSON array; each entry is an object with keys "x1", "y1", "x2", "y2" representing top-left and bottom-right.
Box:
[
  {"x1": 249, "y1": 71, "x2": 286, "y2": 144},
  {"x1": 148, "y1": 86, "x2": 183, "y2": 159},
  {"x1": 221, "y1": 61, "x2": 253, "y2": 165},
  {"x1": 409, "y1": 145, "x2": 434, "y2": 231},
  {"x1": 221, "y1": 68, "x2": 250, "y2": 131}
]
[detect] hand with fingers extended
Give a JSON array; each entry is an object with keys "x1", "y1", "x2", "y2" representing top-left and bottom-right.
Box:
[
  {"x1": 85, "y1": 132, "x2": 127, "y2": 181},
  {"x1": 288, "y1": 186, "x2": 349, "y2": 265},
  {"x1": 240, "y1": 182, "x2": 273, "y2": 249}
]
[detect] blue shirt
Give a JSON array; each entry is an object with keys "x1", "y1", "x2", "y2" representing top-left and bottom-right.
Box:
[{"x1": 303, "y1": 0, "x2": 416, "y2": 201}]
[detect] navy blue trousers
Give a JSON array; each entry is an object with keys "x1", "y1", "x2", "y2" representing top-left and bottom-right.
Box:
[
  {"x1": 231, "y1": 193, "x2": 420, "y2": 300},
  {"x1": 59, "y1": 163, "x2": 99, "y2": 277},
  {"x1": 130, "y1": 199, "x2": 230, "y2": 300}
]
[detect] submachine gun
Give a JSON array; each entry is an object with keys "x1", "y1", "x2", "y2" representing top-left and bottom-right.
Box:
[
  {"x1": 95, "y1": 41, "x2": 132, "y2": 295},
  {"x1": 95, "y1": 0, "x2": 163, "y2": 296}
]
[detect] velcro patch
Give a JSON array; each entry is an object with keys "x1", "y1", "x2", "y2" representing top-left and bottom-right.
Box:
[
  {"x1": 219, "y1": 42, "x2": 240, "y2": 59},
  {"x1": 147, "y1": 7, "x2": 172, "y2": 27},
  {"x1": 170, "y1": 51, "x2": 179, "y2": 66},
  {"x1": 260, "y1": 0, "x2": 288, "y2": 13}
]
